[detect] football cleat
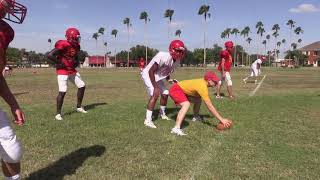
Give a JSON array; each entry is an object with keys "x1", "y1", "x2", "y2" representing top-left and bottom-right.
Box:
[
  {"x1": 171, "y1": 127, "x2": 187, "y2": 136},
  {"x1": 192, "y1": 115, "x2": 203, "y2": 122},
  {"x1": 76, "y1": 107, "x2": 88, "y2": 114},
  {"x1": 159, "y1": 114, "x2": 171, "y2": 120},
  {"x1": 144, "y1": 120, "x2": 157, "y2": 128},
  {"x1": 55, "y1": 114, "x2": 63, "y2": 121}
]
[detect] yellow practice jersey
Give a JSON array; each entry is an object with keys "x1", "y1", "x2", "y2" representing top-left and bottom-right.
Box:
[{"x1": 177, "y1": 79, "x2": 210, "y2": 101}]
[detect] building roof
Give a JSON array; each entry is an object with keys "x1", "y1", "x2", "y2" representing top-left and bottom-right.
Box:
[{"x1": 299, "y1": 41, "x2": 320, "y2": 51}]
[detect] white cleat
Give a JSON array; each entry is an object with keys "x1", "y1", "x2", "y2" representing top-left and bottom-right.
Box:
[
  {"x1": 215, "y1": 95, "x2": 223, "y2": 99},
  {"x1": 144, "y1": 120, "x2": 157, "y2": 128},
  {"x1": 160, "y1": 114, "x2": 171, "y2": 120},
  {"x1": 55, "y1": 114, "x2": 63, "y2": 121},
  {"x1": 192, "y1": 115, "x2": 203, "y2": 122},
  {"x1": 76, "y1": 107, "x2": 88, "y2": 114},
  {"x1": 171, "y1": 127, "x2": 187, "y2": 136}
]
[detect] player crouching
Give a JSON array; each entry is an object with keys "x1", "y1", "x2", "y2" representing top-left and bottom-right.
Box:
[
  {"x1": 243, "y1": 56, "x2": 266, "y2": 84},
  {"x1": 169, "y1": 71, "x2": 232, "y2": 136}
]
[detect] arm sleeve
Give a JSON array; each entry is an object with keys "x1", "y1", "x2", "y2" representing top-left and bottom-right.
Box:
[
  {"x1": 55, "y1": 40, "x2": 67, "y2": 50},
  {"x1": 151, "y1": 52, "x2": 162, "y2": 66}
]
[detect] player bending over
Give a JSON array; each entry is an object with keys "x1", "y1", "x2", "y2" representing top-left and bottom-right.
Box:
[{"x1": 169, "y1": 71, "x2": 232, "y2": 135}]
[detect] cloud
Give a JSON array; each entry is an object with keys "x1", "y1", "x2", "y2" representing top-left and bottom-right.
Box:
[{"x1": 289, "y1": 4, "x2": 320, "y2": 13}]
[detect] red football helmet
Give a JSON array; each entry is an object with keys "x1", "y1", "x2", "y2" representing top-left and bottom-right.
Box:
[
  {"x1": 0, "y1": 0, "x2": 27, "y2": 24},
  {"x1": 65, "y1": 28, "x2": 81, "y2": 44},
  {"x1": 169, "y1": 40, "x2": 186, "y2": 60}
]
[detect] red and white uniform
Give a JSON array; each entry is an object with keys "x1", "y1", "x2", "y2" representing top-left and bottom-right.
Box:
[
  {"x1": 250, "y1": 59, "x2": 263, "y2": 77},
  {"x1": 0, "y1": 20, "x2": 23, "y2": 163},
  {"x1": 139, "y1": 59, "x2": 145, "y2": 71},
  {"x1": 54, "y1": 40, "x2": 85, "y2": 92},
  {"x1": 141, "y1": 51, "x2": 179, "y2": 96},
  {"x1": 217, "y1": 50, "x2": 233, "y2": 86}
]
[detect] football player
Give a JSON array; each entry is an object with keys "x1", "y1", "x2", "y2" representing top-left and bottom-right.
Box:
[
  {"x1": 169, "y1": 71, "x2": 232, "y2": 135},
  {"x1": 138, "y1": 57, "x2": 145, "y2": 72},
  {"x1": 141, "y1": 40, "x2": 185, "y2": 128},
  {"x1": 216, "y1": 41, "x2": 235, "y2": 100},
  {"x1": 0, "y1": 0, "x2": 27, "y2": 179},
  {"x1": 47, "y1": 28, "x2": 87, "y2": 121},
  {"x1": 243, "y1": 56, "x2": 266, "y2": 84}
]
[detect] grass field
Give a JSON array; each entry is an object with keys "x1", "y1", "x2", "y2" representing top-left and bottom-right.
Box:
[{"x1": 1, "y1": 67, "x2": 320, "y2": 179}]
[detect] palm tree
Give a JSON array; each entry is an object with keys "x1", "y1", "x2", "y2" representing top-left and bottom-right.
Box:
[
  {"x1": 198, "y1": 4, "x2": 211, "y2": 67},
  {"x1": 291, "y1": 43, "x2": 297, "y2": 50},
  {"x1": 221, "y1": 31, "x2": 227, "y2": 39},
  {"x1": 175, "y1": 29, "x2": 182, "y2": 38},
  {"x1": 262, "y1": 40, "x2": 267, "y2": 53},
  {"x1": 140, "y1": 11, "x2": 150, "y2": 64},
  {"x1": 298, "y1": 39, "x2": 302, "y2": 44},
  {"x1": 256, "y1": 21, "x2": 264, "y2": 56},
  {"x1": 164, "y1": 9, "x2": 174, "y2": 39},
  {"x1": 92, "y1": 33, "x2": 99, "y2": 66},
  {"x1": 224, "y1": 28, "x2": 232, "y2": 39},
  {"x1": 104, "y1": 42, "x2": 108, "y2": 67},
  {"x1": 98, "y1": 27, "x2": 105, "y2": 35},
  {"x1": 48, "y1": 38, "x2": 52, "y2": 50},
  {"x1": 246, "y1": 37, "x2": 252, "y2": 65},
  {"x1": 111, "y1": 29, "x2": 118, "y2": 67},
  {"x1": 123, "y1": 17, "x2": 132, "y2": 67},
  {"x1": 240, "y1": 26, "x2": 250, "y2": 65},
  {"x1": 231, "y1": 28, "x2": 240, "y2": 65},
  {"x1": 294, "y1": 27, "x2": 304, "y2": 35},
  {"x1": 286, "y1": 19, "x2": 296, "y2": 50},
  {"x1": 277, "y1": 41, "x2": 281, "y2": 48}
]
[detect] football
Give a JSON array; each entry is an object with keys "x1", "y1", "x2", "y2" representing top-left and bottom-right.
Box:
[{"x1": 216, "y1": 121, "x2": 232, "y2": 131}]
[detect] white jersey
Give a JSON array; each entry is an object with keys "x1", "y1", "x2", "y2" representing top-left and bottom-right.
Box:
[
  {"x1": 251, "y1": 59, "x2": 263, "y2": 69},
  {"x1": 142, "y1": 51, "x2": 179, "y2": 81}
]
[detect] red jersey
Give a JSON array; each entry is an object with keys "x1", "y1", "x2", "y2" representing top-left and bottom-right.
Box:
[
  {"x1": 0, "y1": 20, "x2": 14, "y2": 50},
  {"x1": 217, "y1": 50, "x2": 233, "y2": 72},
  {"x1": 54, "y1": 40, "x2": 80, "y2": 75},
  {"x1": 139, "y1": 59, "x2": 145, "y2": 69}
]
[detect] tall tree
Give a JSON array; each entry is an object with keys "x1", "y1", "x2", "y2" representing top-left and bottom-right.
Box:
[
  {"x1": 256, "y1": 21, "x2": 264, "y2": 55},
  {"x1": 231, "y1": 28, "x2": 240, "y2": 66},
  {"x1": 262, "y1": 40, "x2": 267, "y2": 53},
  {"x1": 48, "y1": 38, "x2": 52, "y2": 50},
  {"x1": 92, "y1": 32, "x2": 99, "y2": 63},
  {"x1": 240, "y1": 26, "x2": 250, "y2": 65},
  {"x1": 198, "y1": 4, "x2": 211, "y2": 67},
  {"x1": 175, "y1": 29, "x2": 182, "y2": 38},
  {"x1": 104, "y1": 42, "x2": 108, "y2": 67},
  {"x1": 246, "y1": 37, "x2": 252, "y2": 65},
  {"x1": 123, "y1": 17, "x2": 132, "y2": 67},
  {"x1": 286, "y1": 19, "x2": 296, "y2": 51},
  {"x1": 139, "y1": 11, "x2": 150, "y2": 64},
  {"x1": 111, "y1": 29, "x2": 118, "y2": 67},
  {"x1": 164, "y1": 9, "x2": 174, "y2": 39}
]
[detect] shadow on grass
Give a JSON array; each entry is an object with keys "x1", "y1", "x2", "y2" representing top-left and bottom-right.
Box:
[
  {"x1": 13, "y1": 92, "x2": 29, "y2": 97},
  {"x1": 26, "y1": 145, "x2": 106, "y2": 180},
  {"x1": 64, "y1": 102, "x2": 107, "y2": 116}
]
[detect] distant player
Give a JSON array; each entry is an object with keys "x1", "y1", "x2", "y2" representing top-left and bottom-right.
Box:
[
  {"x1": 47, "y1": 28, "x2": 87, "y2": 121},
  {"x1": 138, "y1": 57, "x2": 145, "y2": 71},
  {"x1": 0, "y1": 0, "x2": 27, "y2": 179},
  {"x1": 216, "y1": 41, "x2": 235, "y2": 99},
  {"x1": 141, "y1": 40, "x2": 186, "y2": 128},
  {"x1": 2, "y1": 66, "x2": 12, "y2": 76},
  {"x1": 169, "y1": 71, "x2": 232, "y2": 135},
  {"x1": 243, "y1": 56, "x2": 266, "y2": 84}
]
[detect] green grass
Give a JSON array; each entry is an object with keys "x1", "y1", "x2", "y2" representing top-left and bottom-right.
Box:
[{"x1": 1, "y1": 67, "x2": 320, "y2": 179}]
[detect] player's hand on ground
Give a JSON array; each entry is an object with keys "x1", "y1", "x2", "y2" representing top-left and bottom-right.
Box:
[
  {"x1": 12, "y1": 108, "x2": 26, "y2": 126},
  {"x1": 220, "y1": 118, "x2": 232, "y2": 128}
]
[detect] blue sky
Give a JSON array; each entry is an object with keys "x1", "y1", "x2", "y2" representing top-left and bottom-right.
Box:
[{"x1": 9, "y1": 0, "x2": 320, "y2": 57}]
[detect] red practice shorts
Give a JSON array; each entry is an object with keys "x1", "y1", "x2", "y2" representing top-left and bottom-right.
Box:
[{"x1": 169, "y1": 83, "x2": 188, "y2": 105}]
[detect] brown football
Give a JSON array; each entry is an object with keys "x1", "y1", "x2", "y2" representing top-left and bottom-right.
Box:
[{"x1": 216, "y1": 121, "x2": 232, "y2": 131}]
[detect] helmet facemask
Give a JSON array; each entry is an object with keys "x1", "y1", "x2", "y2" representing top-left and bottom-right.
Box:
[{"x1": 0, "y1": 0, "x2": 27, "y2": 24}]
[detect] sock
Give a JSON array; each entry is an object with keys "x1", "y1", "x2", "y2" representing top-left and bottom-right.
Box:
[
  {"x1": 174, "y1": 125, "x2": 180, "y2": 129},
  {"x1": 160, "y1": 106, "x2": 166, "y2": 115},
  {"x1": 146, "y1": 110, "x2": 153, "y2": 121},
  {"x1": 6, "y1": 174, "x2": 20, "y2": 180}
]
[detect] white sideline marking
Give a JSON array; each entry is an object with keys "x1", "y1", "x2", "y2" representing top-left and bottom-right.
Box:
[{"x1": 249, "y1": 74, "x2": 267, "y2": 97}]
